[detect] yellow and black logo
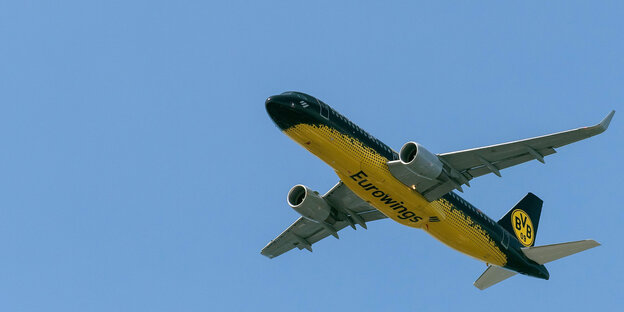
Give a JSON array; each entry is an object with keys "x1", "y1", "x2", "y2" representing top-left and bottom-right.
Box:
[{"x1": 511, "y1": 209, "x2": 534, "y2": 246}]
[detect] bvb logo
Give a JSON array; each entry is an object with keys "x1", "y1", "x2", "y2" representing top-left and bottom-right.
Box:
[{"x1": 511, "y1": 209, "x2": 534, "y2": 247}]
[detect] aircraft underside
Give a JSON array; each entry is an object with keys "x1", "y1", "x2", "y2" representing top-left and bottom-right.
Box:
[
  {"x1": 284, "y1": 123, "x2": 508, "y2": 266},
  {"x1": 263, "y1": 91, "x2": 610, "y2": 289}
]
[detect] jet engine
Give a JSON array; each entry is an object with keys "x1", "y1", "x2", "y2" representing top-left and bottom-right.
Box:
[
  {"x1": 287, "y1": 185, "x2": 331, "y2": 222},
  {"x1": 398, "y1": 142, "x2": 444, "y2": 181}
]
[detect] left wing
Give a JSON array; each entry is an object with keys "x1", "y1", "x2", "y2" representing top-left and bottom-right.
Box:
[
  {"x1": 261, "y1": 182, "x2": 387, "y2": 259},
  {"x1": 392, "y1": 111, "x2": 614, "y2": 201}
]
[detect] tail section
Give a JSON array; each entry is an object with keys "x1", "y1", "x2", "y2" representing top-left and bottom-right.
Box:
[
  {"x1": 521, "y1": 240, "x2": 600, "y2": 264},
  {"x1": 475, "y1": 193, "x2": 600, "y2": 290},
  {"x1": 498, "y1": 193, "x2": 542, "y2": 247},
  {"x1": 474, "y1": 240, "x2": 599, "y2": 290}
]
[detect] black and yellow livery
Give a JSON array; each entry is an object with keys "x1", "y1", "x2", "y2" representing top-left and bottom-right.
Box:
[{"x1": 263, "y1": 91, "x2": 612, "y2": 289}]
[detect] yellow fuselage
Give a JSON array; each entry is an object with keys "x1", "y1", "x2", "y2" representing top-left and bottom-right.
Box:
[{"x1": 284, "y1": 123, "x2": 507, "y2": 266}]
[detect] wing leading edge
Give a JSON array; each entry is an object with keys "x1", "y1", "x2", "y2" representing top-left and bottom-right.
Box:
[{"x1": 402, "y1": 111, "x2": 615, "y2": 201}]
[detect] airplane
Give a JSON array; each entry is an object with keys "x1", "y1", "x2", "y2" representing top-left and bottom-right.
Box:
[{"x1": 261, "y1": 91, "x2": 614, "y2": 290}]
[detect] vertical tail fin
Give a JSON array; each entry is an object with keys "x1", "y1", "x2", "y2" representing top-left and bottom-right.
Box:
[{"x1": 498, "y1": 193, "x2": 543, "y2": 247}]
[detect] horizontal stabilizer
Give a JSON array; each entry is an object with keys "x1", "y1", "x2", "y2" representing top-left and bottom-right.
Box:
[
  {"x1": 521, "y1": 239, "x2": 600, "y2": 265},
  {"x1": 474, "y1": 265, "x2": 517, "y2": 290}
]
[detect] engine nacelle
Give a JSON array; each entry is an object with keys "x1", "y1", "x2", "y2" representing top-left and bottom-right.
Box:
[
  {"x1": 287, "y1": 185, "x2": 331, "y2": 222},
  {"x1": 398, "y1": 142, "x2": 444, "y2": 180}
]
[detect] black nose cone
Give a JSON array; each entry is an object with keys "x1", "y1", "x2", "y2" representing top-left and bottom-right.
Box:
[
  {"x1": 265, "y1": 95, "x2": 285, "y2": 115},
  {"x1": 265, "y1": 94, "x2": 297, "y2": 130}
]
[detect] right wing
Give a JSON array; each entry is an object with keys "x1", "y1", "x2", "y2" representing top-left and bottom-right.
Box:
[
  {"x1": 439, "y1": 111, "x2": 615, "y2": 179},
  {"x1": 391, "y1": 111, "x2": 615, "y2": 201},
  {"x1": 261, "y1": 182, "x2": 387, "y2": 259}
]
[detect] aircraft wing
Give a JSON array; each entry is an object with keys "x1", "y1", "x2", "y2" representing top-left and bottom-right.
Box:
[
  {"x1": 411, "y1": 111, "x2": 614, "y2": 201},
  {"x1": 261, "y1": 182, "x2": 387, "y2": 259}
]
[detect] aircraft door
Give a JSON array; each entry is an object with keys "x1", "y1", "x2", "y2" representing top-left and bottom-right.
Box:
[
  {"x1": 320, "y1": 104, "x2": 329, "y2": 119},
  {"x1": 318, "y1": 100, "x2": 329, "y2": 119},
  {"x1": 501, "y1": 229, "x2": 510, "y2": 249}
]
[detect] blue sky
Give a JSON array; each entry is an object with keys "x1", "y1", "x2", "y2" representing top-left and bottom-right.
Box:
[{"x1": 1, "y1": 1, "x2": 622, "y2": 311}]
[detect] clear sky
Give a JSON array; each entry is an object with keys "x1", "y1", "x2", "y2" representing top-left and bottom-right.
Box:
[{"x1": 1, "y1": 1, "x2": 622, "y2": 311}]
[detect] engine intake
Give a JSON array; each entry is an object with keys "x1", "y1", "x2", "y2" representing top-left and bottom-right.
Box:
[
  {"x1": 399, "y1": 142, "x2": 443, "y2": 180},
  {"x1": 287, "y1": 185, "x2": 332, "y2": 222}
]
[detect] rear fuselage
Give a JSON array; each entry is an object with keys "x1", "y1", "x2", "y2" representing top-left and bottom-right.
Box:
[{"x1": 266, "y1": 91, "x2": 548, "y2": 279}]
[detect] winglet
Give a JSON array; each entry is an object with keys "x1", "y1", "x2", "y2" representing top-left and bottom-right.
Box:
[
  {"x1": 596, "y1": 110, "x2": 615, "y2": 133},
  {"x1": 584, "y1": 110, "x2": 615, "y2": 136}
]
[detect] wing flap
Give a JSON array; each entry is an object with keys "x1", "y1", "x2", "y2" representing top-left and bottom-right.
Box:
[{"x1": 463, "y1": 147, "x2": 556, "y2": 178}]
